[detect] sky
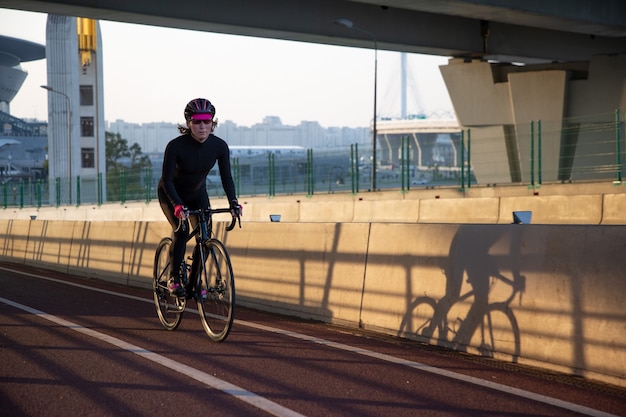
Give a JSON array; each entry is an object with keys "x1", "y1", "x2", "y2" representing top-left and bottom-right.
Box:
[{"x1": 1, "y1": 8, "x2": 454, "y2": 128}]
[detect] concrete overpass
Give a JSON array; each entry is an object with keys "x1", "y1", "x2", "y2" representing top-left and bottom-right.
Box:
[
  {"x1": 1, "y1": 0, "x2": 625, "y2": 63},
  {"x1": 2, "y1": 0, "x2": 625, "y2": 185},
  {"x1": 376, "y1": 118, "x2": 462, "y2": 169}
]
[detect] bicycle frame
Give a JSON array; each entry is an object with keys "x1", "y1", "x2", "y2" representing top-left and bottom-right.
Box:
[{"x1": 183, "y1": 207, "x2": 237, "y2": 278}]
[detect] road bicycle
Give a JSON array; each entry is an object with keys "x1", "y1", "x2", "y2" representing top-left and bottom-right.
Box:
[{"x1": 153, "y1": 206, "x2": 240, "y2": 342}]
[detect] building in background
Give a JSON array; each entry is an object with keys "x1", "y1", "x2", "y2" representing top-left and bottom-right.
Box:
[
  {"x1": 44, "y1": 15, "x2": 105, "y2": 205},
  {"x1": 0, "y1": 35, "x2": 45, "y2": 115},
  {"x1": 0, "y1": 34, "x2": 47, "y2": 189},
  {"x1": 107, "y1": 116, "x2": 371, "y2": 155}
]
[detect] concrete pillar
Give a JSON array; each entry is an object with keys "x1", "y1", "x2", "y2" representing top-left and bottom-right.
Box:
[
  {"x1": 440, "y1": 55, "x2": 626, "y2": 184},
  {"x1": 45, "y1": 15, "x2": 79, "y2": 205}
]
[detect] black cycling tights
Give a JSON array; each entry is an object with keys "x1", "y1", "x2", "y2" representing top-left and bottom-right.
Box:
[{"x1": 157, "y1": 187, "x2": 209, "y2": 280}]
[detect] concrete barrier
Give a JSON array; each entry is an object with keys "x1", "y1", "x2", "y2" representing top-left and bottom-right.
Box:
[
  {"x1": 360, "y1": 223, "x2": 626, "y2": 388},
  {"x1": 25, "y1": 219, "x2": 76, "y2": 271},
  {"x1": 240, "y1": 197, "x2": 300, "y2": 222},
  {"x1": 498, "y1": 195, "x2": 604, "y2": 224},
  {"x1": 353, "y1": 198, "x2": 420, "y2": 223},
  {"x1": 0, "y1": 181, "x2": 624, "y2": 225},
  {"x1": 419, "y1": 197, "x2": 500, "y2": 223},
  {"x1": 227, "y1": 222, "x2": 370, "y2": 322},
  {"x1": 299, "y1": 199, "x2": 355, "y2": 222},
  {"x1": 1, "y1": 218, "x2": 624, "y2": 388},
  {"x1": 602, "y1": 193, "x2": 626, "y2": 224},
  {"x1": 0, "y1": 220, "x2": 30, "y2": 261}
]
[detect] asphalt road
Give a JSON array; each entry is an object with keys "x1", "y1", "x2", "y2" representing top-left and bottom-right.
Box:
[{"x1": 1, "y1": 263, "x2": 625, "y2": 417}]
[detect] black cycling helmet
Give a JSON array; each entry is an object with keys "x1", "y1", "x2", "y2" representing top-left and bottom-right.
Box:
[{"x1": 184, "y1": 98, "x2": 216, "y2": 121}]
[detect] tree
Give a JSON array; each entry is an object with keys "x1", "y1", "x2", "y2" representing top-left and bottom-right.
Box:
[
  {"x1": 106, "y1": 131, "x2": 128, "y2": 171},
  {"x1": 105, "y1": 131, "x2": 152, "y2": 201}
]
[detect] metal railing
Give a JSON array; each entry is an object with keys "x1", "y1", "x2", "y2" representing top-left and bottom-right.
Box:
[{"x1": 2, "y1": 110, "x2": 624, "y2": 209}]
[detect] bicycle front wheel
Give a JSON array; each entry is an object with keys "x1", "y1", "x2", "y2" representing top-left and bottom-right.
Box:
[
  {"x1": 153, "y1": 237, "x2": 185, "y2": 330},
  {"x1": 196, "y1": 238, "x2": 235, "y2": 342}
]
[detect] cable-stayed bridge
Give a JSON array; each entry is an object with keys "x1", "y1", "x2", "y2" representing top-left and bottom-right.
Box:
[{"x1": 375, "y1": 53, "x2": 461, "y2": 171}]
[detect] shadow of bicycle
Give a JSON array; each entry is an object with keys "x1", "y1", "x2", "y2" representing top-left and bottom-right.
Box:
[{"x1": 398, "y1": 225, "x2": 526, "y2": 363}]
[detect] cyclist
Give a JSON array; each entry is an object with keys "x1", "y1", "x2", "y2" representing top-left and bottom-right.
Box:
[{"x1": 158, "y1": 98, "x2": 239, "y2": 297}]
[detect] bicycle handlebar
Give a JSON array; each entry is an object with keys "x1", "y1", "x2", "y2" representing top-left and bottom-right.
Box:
[
  {"x1": 184, "y1": 207, "x2": 241, "y2": 231},
  {"x1": 212, "y1": 207, "x2": 241, "y2": 231}
]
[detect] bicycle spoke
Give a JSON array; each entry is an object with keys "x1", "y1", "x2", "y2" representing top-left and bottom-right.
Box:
[
  {"x1": 196, "y1": 239, "x2": 235, "y2": 342},
  {"x1": 153, "y1": 238, "x2": 185, "y2": 330}
]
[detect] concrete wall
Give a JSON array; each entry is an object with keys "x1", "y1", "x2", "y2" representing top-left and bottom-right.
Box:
[
  {"x1": 1, "y1": 217, "x2": 624, "y2": 388},
  {"x1": 2, "y1": 181, "x2": 624, "y2": 225}
]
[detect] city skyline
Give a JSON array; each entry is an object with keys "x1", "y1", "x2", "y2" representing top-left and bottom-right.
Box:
[
  {"x1": 1, "y1": 8, "x2": 454, "y2": 129},
  {"x1": 107, "y1": 116, "x2": 370, "y2": 155}
]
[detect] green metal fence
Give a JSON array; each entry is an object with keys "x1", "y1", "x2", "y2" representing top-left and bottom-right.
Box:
[{"x1": 2, "y1": 111, "x2": 624, "y2": 209}]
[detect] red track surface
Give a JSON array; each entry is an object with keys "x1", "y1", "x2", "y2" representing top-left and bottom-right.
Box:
[{"x1": 1, "y1": 263, "x2": 624, "y2": 417}]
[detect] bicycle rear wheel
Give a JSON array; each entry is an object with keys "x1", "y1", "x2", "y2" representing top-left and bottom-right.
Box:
[
  {"x1": 196, "y1": 238, "x2": 235, "y2": 342},
  {"x1": 153, "y1": 237, "x2": 185, "y2": 330}
]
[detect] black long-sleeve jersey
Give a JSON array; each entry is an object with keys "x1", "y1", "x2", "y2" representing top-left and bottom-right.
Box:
[{"x1": 158, "y1": 133, "x2": 236, "y2": 208}]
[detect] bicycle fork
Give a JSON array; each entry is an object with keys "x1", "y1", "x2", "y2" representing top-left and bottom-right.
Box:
[
  {"x1": 201, "y1": 244, "x2": 227, "y2": 299},
  {"x1": 191, "y1": 246, "x2": 208, "y2": 302}
]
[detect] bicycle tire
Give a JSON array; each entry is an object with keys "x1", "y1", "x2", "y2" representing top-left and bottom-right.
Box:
[
  {"x1": 195, "y1": 238, "x2": 235, "y2": 342},
  {"x1": 153, "y1": 237, "x2": 185, "y2": 330}
]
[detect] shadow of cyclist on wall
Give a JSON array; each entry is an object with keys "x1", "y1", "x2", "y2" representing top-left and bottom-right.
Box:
[{"x1": 421, "y1": 225, "x2": 525, "y2": 356}]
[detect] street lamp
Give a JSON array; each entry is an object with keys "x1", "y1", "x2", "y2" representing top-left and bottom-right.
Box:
[
  {"x1": 335, "y1": 17, "x2": 378, "y2": 191},
  {"x1": 41, "y1": 85, "x2": 72, "y2": 204}
]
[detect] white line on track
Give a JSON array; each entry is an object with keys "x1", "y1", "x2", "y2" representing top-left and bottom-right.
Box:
[
  {"x1": 0, "y1": 266, "x2": 619, "y2": 417},
  {"x1": 0, "y1": 295, "x2": 306, "y2": 417}
]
